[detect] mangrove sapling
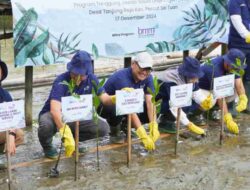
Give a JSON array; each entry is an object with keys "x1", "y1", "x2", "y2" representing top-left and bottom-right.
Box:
[
  {"x1": 92, "y1": 78, "x2": 106, "y2": 171},
  {"x1": 147, "y1": 76, "x2": 162, "y2": 147},
  {"x1": 48, "y1": 77, "x2": 80, "y2": 178}
]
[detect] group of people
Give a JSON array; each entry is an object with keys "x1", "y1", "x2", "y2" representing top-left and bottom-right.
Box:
[{"x1": 0, "y1": 0, "x2": 250, "y2": 161}]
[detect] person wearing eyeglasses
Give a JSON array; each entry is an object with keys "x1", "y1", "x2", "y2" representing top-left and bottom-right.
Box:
[{"x1": 98, "y1": 52, "x2": 159, "y2": 151}]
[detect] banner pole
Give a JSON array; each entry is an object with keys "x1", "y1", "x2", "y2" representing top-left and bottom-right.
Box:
[{"x1": 220, "y1": 98, "x2": 225, "y2": 145}]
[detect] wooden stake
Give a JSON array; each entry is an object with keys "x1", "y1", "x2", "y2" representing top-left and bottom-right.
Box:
[
  {"x1": 127, "y1": 114, "x2": 132, "y2": 167},
  {"x1": 75, "y1": 121, "x2": 79, "y2": 181},
  {"x1": 220, "y1": 98, "x2": 225, "y2": 145},
  {"x1": 5, "y1": 131, "x2": 11, "y2": 190},
  {"x1": 175, "y1": 108, "x2": 181, "y2": 155}
]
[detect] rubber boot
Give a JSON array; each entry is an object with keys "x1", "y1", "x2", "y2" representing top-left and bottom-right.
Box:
[
  {"x1": 227, "y1": 101, "x2": 238, "y2": 118},
  {"x1": 243, "y1": 81, "x2": 250, "y2": 114},
  {"x1": 109, "y1": 124, "x2": 125, "y2": 144},
  {"x1": 188, "y1": 109, "x2": 206, "y2": 126},
  {"x1": 158, "y1": 114, "x2": 176, "y2": 134}
]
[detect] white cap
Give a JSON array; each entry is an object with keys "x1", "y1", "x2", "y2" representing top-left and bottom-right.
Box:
[{"x1": 133, "y1": 52, "x2": 153, "y2": 68}]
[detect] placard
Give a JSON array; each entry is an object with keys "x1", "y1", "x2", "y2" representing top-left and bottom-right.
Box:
[
  {"x1": 116, "y1": 89, "x2": 144, "y2": 115},
  {"x1": 61, "y1": 95, "x2": 93, "y2": 122},
  {"x1": 213, "y1": 74, "x2": 235, "y2": 99},
  {"x1": 0, "y1": 100, "x2": 25, "y2": 132},
  {"x1": 170, "y1": 83, "x2": 193, "y2": 108}
]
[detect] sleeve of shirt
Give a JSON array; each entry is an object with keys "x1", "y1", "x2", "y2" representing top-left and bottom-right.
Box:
[
  {"x1": 50, "y1": 80, "x2": 67, "y2": 102},
  {"x1": 4, "y1": 90, "x2": 12, "y2": 102},
  {"x1": 91, "y1": 74, "x2": 105, "y2": 96},
  {"x1": 144, "y1": 75, "x2": 155, "y2": 94},
  {"x1": 228, "y1": 0, "x2": 241, "y2": 15},
  {"x1": 230, "y1": 15, "x2": 249, "y2": 39}
]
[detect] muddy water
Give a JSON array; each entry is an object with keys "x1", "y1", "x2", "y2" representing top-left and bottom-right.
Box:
[{"x1": 0, "y1": 114, "x2": 249, "y2": 190}]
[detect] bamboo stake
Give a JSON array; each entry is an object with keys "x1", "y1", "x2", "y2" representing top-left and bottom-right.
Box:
[
  {"x1": 5, "y1": 131, "x2": 11, "y2": 190},
  {"x1": 220, "y1": 98, "x2": 225, "y2": 145},
  {"x1": 175, "y1": 108, "x2": 181, "y2": 155},
  {"x1": 75, "y1": 121, "x2": 79, "y2": 181},
  {"x1": 127, "y1": 114, "x2": 132, "y2": 167}
]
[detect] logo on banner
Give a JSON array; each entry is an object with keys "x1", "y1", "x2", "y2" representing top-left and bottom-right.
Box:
[{"x1": 138, "y1": 24, "x2": 158, "y2": 38}]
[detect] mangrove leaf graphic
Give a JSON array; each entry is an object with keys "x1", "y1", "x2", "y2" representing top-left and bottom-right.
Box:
[
  {"x1": 146, "y1": 1, "x2": 228, "y2": 53},
  {"x1": 52, "y1": 32, "x2": 81, "y2": 63},
  {"x1": 105, "y1": 43, "x2": 126, "y2": 56},
  {"x1": 92, "y1": 43, "x2": 99, "y2": 59},
  {"x1": 14, "y1": 8, "x2": 38, "y2": 55},
  {"x1": 15, "y1": 30, "x2": 49, "y2": 66}
]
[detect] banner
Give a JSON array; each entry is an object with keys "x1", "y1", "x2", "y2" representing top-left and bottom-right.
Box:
[{"x1": 11, "y1": 0, "x2": 228, "y2": 67}]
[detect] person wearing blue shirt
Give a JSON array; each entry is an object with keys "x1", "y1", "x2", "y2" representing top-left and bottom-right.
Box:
[
  {"x1": 38, "y1": 51, "x2": 113, "y2": 159},
  {"x1": 156, "y1": 57, "x2": 212, "y2": 135},
  {"x1": 99, "y1": 52, "x2": 160, "y2": 151},
  {"x1": 0, "y1": 60, "x2": 24, "y2": 156},
  {"x1": 199, "y1": 49, "x2": 248, "y2": 134},
  {"x1": 228, "y1": 0, "x2": 250, "y2": 112}
]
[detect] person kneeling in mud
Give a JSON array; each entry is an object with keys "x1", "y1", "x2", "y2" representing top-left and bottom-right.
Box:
[
  {"x1": 156, "y1": 57, "x2": 213, "y2": 135},
  {"x1": 198, "y1": 48, "x2": 248, "y2": 135},
  {"x1": 0, "y1": 60, "x2": 24, "y2": 165},
  {"x1": 98, "y1": 52, "x2": 160, "y2": 151},
  {"x1": 38, "y1": 51, "x2": 114, "y2": 159}
]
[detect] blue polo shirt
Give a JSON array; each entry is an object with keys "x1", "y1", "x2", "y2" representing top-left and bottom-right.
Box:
[
  {"x1": 40, "y1": 72, "x2": 104, "y2": 115},
  {"x1": 104, "y1": 67, "x2": 154, "y2": 95},
  {"x1": 199, "y1": 56, "x2": 240, "y2": 90},
  {"x1": 228, "y1": 0, "x2": 250, "y2": 49},
  {"x1": 0, "y1": 87, "x2": 12, "y2": 103}
]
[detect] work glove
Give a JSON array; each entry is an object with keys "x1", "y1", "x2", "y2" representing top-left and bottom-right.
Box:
[
  {"x1": 110, "y1": 88, "x2": 134, "y2": 104},
  {"x1": 136, "y1": 126, "x2": 155, "y2": 150},
  {"x1": 246, "y1": 33, "x2": 250, "y2": 43},
  {"x1": 149, "y1": 121, "x2": 160, "y2": 142},
  {"x1": 59, "y1": 124, "x2": 75, "y2": 157},
  {"x1": 110, "y1": 95, "x2": 116, "y2": 104},
  {"x1": 200, "y1": 94, "x2": 213, "y2": 111},
  {"x1": 224, "y1": 113, "x2": 239, "y2": 134},
  {"x1": 236, "y1": 94, "x2": 248, "y2": 112},
  {"x1": 187, "y1": 122, "x2": 205, "y2": 135}
]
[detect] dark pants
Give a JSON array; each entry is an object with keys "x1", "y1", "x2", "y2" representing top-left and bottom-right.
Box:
[
  {"x1": 38, "y1": 112, "x2": 109, "y2": 150},
  {"x1": 98, "y1": 103, "x2": 149, "y2": 128}
]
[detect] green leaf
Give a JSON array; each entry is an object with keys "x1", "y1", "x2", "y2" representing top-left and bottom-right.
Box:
[
  {"x1": 147, "y1": 87, "x2": 153, "y2": 96},
  {"x1": 14, "y1": 8, "x2": 38, "y2": 55},
  {"x1": 98, "y1": 78, "x2": 106, "y2": 89}
]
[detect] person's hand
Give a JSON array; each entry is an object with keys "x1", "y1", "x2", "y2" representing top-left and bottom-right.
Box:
[
  {"x1": 59, "y1": 124, "x2": 75, "y2": 157},
  {"x1": 136, "y1": 126, "x2": 155, "y2": 150},
  {"x1": 200, "y1": 94, "x2": 213, "y2": 110},
  {"x1": 236, "y1": 94, "x2": 248, "y2": 112},
  {"x1": 149, "y1": 121, "x2": 160, "y2": 142},
  {"x1": 246, "y1": 33, "x2": 250, "y2": 43},
  {"x1": 187, "y1": 122, "x2": 205, "y2": 135},
  {"x1": 224, "y1": 113, "x2": 239, "y2": 134}
]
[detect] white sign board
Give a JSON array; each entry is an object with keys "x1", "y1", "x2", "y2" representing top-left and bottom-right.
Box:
[
  {"x1": 213, "y1": 74, "x2": 235, "y2": 99},
  {"x1": 116, "y1": 89, "x2": 144, "y2": 115},
  {"x1": 0, "y1": 100, "x2": 25, "y2": 132},
  {"x1": 170, "y1": 83, "x2": 193, "y2": 108},
  {"x1": 62, "y1": 95, "x2": 93, "y2": 122}
]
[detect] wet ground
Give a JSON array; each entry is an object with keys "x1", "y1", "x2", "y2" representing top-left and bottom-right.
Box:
[
  {"x1": 0, "y1": 113, "x2": 250, "y2": 190},
  {"x1": 1, "y1": 39, "x2": 249, "y2": 189}
]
